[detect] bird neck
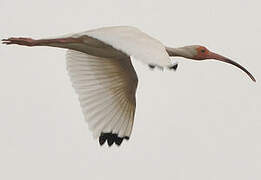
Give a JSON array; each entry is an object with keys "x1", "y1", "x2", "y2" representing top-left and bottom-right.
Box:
[{"x1": 165, "y1": 46, "x2": 196, "y2": 59}]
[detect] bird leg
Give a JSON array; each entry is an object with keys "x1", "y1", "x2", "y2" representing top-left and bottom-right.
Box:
[
  {"x1": 2, "y1": 36, "x2": 127, "y2": 58},
  {"x1": 2, "y1": 37, "x2": 38, "y2": 46},
  {"x1": 2, "y1": 37, "x2": 83, "y2": 47}
]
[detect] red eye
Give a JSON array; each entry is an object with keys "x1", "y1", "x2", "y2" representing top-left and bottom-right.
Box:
[{"x1": 201, "y1": 49, "x2": 206, "y2": 53}]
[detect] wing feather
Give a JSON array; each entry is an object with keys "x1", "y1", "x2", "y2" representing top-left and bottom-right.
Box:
[{"x1": 66, "y1": 50, "x2": 138, "y2": 146}]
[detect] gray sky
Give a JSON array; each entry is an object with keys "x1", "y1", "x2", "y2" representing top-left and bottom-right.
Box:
[{"x1": 0, "y1": 0, "x2": 260, "y2": 179}]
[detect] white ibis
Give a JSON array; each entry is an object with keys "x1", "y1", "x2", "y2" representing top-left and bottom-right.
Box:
[{"x1": 2, "y1": 26, "x2": 256, "y2": 146}]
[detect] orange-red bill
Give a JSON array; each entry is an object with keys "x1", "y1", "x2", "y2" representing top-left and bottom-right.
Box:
[{"x1": 207, "y1": 52, "x2": 256, "y2": 82}]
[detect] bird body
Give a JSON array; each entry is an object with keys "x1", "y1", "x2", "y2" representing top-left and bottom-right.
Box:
[
  {"x1": 72, "y1": 26, "x2": 173, "y2": 67},
  {"x1": 2, "y1": 26, "x2": 255, "y2": 146}
]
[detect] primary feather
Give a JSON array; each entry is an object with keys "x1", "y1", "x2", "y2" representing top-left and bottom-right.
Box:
[
  {"x1": 66, "y1": 50, "x2": 138, "y2": 146},
  {"x1": 2, "y1": 26, "x2": 180, "y2": 146}
]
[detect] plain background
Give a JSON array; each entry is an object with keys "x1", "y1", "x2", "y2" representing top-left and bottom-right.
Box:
[{"x1": 0, "y1": 0, "x2": 260, "y2": 179}]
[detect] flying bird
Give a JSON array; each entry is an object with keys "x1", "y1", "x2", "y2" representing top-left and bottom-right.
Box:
[{"x1": 2, "y1": 26, "x2": 256, "y2": 147}]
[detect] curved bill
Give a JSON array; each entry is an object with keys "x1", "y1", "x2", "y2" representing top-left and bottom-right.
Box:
[{"x1": 207, "y1": 52, "x2": 256, "y2": 82}]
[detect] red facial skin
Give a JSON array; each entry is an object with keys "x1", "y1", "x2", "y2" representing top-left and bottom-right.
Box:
[
  {"x1": 193, "y1": 46, "x2": 210, "y2": 60},
  {"x1": 194, "y1": 46, "x2": 256, "y2": 82}
]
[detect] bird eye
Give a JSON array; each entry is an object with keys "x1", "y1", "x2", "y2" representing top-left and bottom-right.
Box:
[{"x1": 201, "y1": 49, "x2": 206, "y2": 53}]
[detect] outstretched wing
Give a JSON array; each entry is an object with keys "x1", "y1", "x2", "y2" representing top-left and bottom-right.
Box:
[{"x1": 66, "y1": 50, "x2": 138, "y2": 146}]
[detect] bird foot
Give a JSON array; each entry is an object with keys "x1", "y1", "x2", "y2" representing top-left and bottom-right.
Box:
[{"x1": 2, "y1": 37, "x2": 36, "y2": 46}]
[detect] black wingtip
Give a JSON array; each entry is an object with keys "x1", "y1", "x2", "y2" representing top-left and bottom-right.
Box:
[
  {"x1": 99, "y1": 135, "x2": 106, "y2": 146},
  {"x1": 99, "y1": 132, "x2": 129, "y2": 147},
  {"x1": 148, "y1": 64, "x2": 156, "y2": 69},
  {"x1": 169, "y1": 64, "x2": 178, "y2": 71}
]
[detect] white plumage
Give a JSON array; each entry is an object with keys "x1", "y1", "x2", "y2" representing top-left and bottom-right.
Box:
[
  {"x1": 3, "y1": 25, "x2": 255, "y2": 146},
  {"x1": 72, "y1": 26, "x2": 174, "y2": 67},
  {"x1": 66, "y1": 50, "x2": 137, "y2": 140}
]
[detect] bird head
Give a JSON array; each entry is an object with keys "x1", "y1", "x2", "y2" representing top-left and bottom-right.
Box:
[{"x1": 175, "y1": 45, "x2": 256, "y2": 82}]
